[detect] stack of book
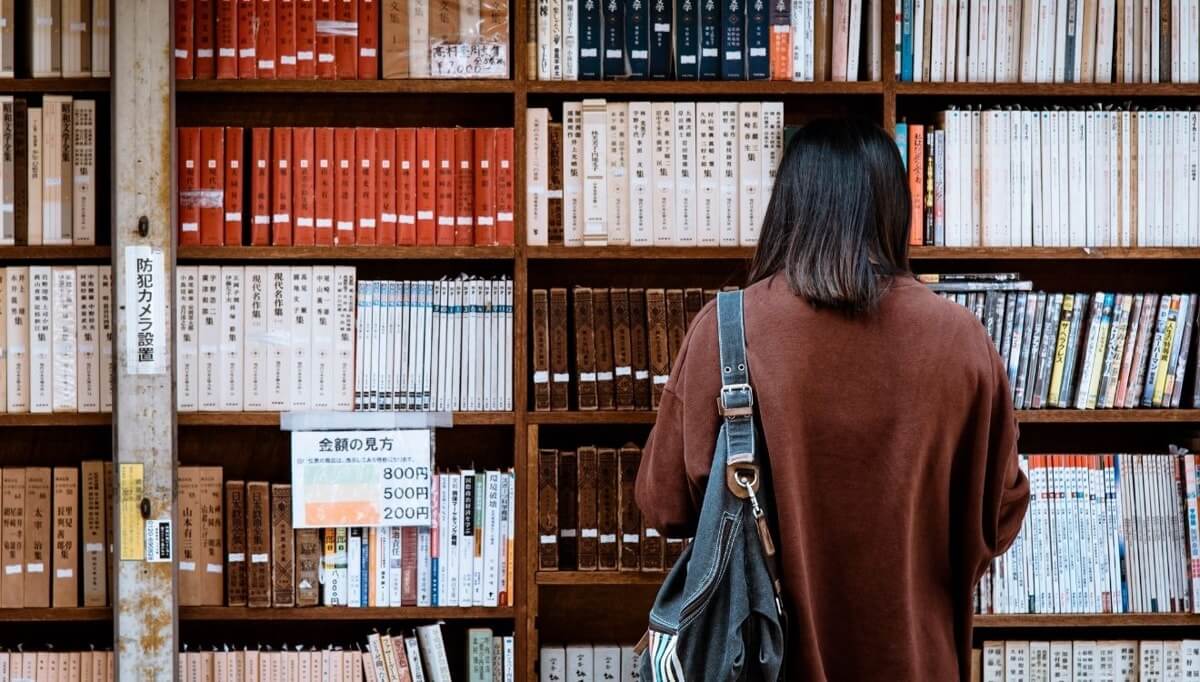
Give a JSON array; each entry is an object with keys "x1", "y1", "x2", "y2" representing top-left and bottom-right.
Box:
[
  {"x1": 923, "y1": 274, "x2": 1196, "y2": 409},
  {"x1": 526, "y1": 101, "x2": 784, "y2": 248},
  {"x1": 0, "y1": 651, "x2": 114, "y2": 679},
  {"x1": 177, "y1": 126, "x2": 515, "y2": 248},
  {"x1": 12, "y1": 1, "x2": 111, "y2": 78},
  {"x1": 531, "y1": 0, "x2": 880, "y2": 80},
  {"x1": 537, "y1": 445, "x2": 684, "y2": 572},
  {"x1": 0, "y1": 97, "x2": 98, "y2": 247},
  {"x1": 539, "y1": 644, "x2": 640, "y2": 682},
  {"x1": 902, "y1": 108, "x2": 1200, "y2": 248},
  {"x1": 977, "y1": 640, "x2": 1200, "y2": 679},
  {"x1": 174, "y1": 0, "x2": 509, "y2": 80}
]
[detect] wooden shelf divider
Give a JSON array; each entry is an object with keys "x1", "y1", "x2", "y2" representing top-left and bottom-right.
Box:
[
  {"x1": 0, "y1": 246, "x2": 112, "y2": 261},
  {"x1": 178, "y1": 245, "x2": 516, "y2": 261},
  {"x1": 536, "y1": 572, "x2": 667, "y2": 586},
  {"x1": 528, "y1": 409, "x2": 1200, "y2": 425},
  {"x1": 0, "y1": 78, "x2": 111, "y2": 93},
  {"x1": 0, "y1": 607, "x2": 112, "y2": 622},
  {"x1": 972, "y1": 614, "x2": 1200, "y2": 628},
  {"x1": 179, "y1": 607, "x2": 515, "y2": 621},
  {"x1": 177, "y1": 412, "x2": 516, "y2": 426},
  {"x1": 176, "y1": 79, "x2": 514, "y2": 94}
]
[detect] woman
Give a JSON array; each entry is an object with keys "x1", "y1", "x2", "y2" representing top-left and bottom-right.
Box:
[{"x1": 635, "y1": 118, "x2": 1030, "y2": 680}]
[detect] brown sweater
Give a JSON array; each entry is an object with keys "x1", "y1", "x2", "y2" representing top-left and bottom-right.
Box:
[{"x1": 636, "y1": 274, "x2": 1030, "y2": 681}]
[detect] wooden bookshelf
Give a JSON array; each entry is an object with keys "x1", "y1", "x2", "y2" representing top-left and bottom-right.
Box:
[
  {"x1": 179, "y1": 607, "x2": 515, "y2": 621},
  {"x1": 972, "y1": 614, "x2": 1200, "y2": 628},
  {"x1": 0, "y1": 78, "x2": 111, "y2": 93},
  {"x1": 0, "y1": 246, "x2": 112, "y2": 261},
  {"x1": 535, "y1": 572, "x2": 667, "y2": 586},
  {"x1": 0, "y1": 413, "x2": 112, "y2": 426},
  {"x1": 527, "y1": 409, "x2": 1200, "y2": 425},
  {"x1": 178, "y1": 245, "x2": 516, "y2": 261},
  {"x1": 176, "y1": 412, "x2": 516, "y2": 426},
  {"x1": 0, "y1": 608, "x2": 112, "y2": 622},
  {"x1": 175, "y1": 79, "x2": 515, "y2": 94}
]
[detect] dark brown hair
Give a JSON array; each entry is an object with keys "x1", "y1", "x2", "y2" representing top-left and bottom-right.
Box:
[{"x1": 747, "y1": 117, "x2": 912, "y2": 313}]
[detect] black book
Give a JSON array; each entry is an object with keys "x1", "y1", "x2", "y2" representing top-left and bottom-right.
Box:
[
  {"x1": 699, "y1": 0, "x2": 721, "y2": 78},
  {"x1": 721, "y1": 0, "x2": 745, "y2": 79},
  {"x1": 745, "y1": 0, "x2": 770, "y2": 78},
  {"x1": 649, "y1": 0, "x2": 673, "y2": 78},
  {"x1": 626, "y1": 0, "x2": 650, "y2": 78},
  {"x1": 580, "y1": 0, "x2": 604, "y2": 78},
  {"x1": 603, "y1": 0, "x2": 627, "y2": 77},
  {"x1": 675, "y1": 0, "x2": 699, "y2": 79}
]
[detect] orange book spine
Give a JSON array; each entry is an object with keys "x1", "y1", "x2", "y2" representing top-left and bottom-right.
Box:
[
  {"x1": 495, "y1": 127, "x2": 514, "y2": 246},
  {"x1": 435, "y1": 128, "x2": 456, "y2": 246},
  {"x1": 196, "y1": 0, "x2": 217, "y2": 78},
  {"x1": 335, "y1": 0, "x2": 359, "y2": 78},
  {"x1": 453, "y1": 128, "x2": 475, "y2": 246},
  {"x1": 314, "y1": 127, "x2": 336, "y2": 245},
  {"x1": 296, "y1": 0, "x2": 317, "y2": 77},
  {"x1": 415, "y1": 128, "x2": 437, "y2": 246},
  {"x1": 396, "y1": 128, "x2": 417, "y2": 246},
  {"x1": 256, "y1": 0, "x2": 277, "y2": 78},
  {"x1": 334, "y1": 128, "x2": 357, "y2": 245},
  {"x1": 199, "y1": 127, "x2": 226, "y2": 246},
  {"x1": 237, "y1": 0, "x2": 258, "y2": 78},
  {"x1": 276, "y1": 0, "x2": 298, "y2": 78},
  {"x1": 224, "y1": 127, "x2": 245, "y2": 245},
  {"x1": 473, "y1": 127, "x2": 497, "y2": 246},
  {"x1": 292, "y1": 127, "x2": 316, "y2": 246},
  {"x1": 315, "y1": 0, "x2": 337, "y2": 78},
  {"x1": 770, "y1": 24, "x2": 791, "y2": 80},
  {"x1": 176, "y1": 0, "x2": 195, "y2": 79},
  {"x1": 357, "y1": 0, "x2": 379, "y2": 78},
  {"x1": 907, "y1": 123, "x2": 924, "y2": 246},
  {"x1": 216, "y1": 0, "x2": 239, "y2": 78},
  {"x1": 271, "y1": 127, "x2": 294, "y2": 245},
  {"x1": 355, "y1": 127, "x2": 378, "y2": 245},
  {"x1": 178, "y1": 128, "x2": 202, "y2": 245},
  {"x1": 250, "y1": 128, "x2": 273, "y2": 245},
  {"x1": 375, "y1": 128, "x2": 398, "y2": 245}
]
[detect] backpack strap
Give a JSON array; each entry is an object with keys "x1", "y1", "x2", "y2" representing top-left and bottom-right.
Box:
[{"x1": 716, "y1": 291, "x2": 758, "y2": 492}]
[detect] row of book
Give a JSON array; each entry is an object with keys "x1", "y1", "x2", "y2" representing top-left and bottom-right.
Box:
[
  {"x1": 183, "y1": 467, "x2": 516, "y2": 609},
  {"x1": 530, "y1": 287, "x2": 720, "y2": 412},
  {"x1": 11, "y1": 1, "x2": 111, "y2": 78},
  {"x1": 903, "y1": 108, "x2": 1200, "y2": 248},
  {"x1": 174, "y1": 0, "x2": 509, "y2": 80},
  {"x1": 531, "y1": 0, "x2": 880, "y2": 80},
  {"x1": 177, "y1": 126, "x2": 516, "y2": 248},
  {"x1": 976, "y1": 640, "x2": 1200, "y2": 680},
  {"x1": 977, "y1": 453, "x2": 1198, "y2": 616},
  {"x1": 525, "y1": 101, "x2": 784, "y2": 248},
  {"x1": 538, "y1": 644, "x2": 638, "y2": 682},
  {"x1": 925, "y1": 276, "x2": 1196, "y2": 409},
  {"x1": 537, "y1": 445, "x2": 684, "y2": 572},
  {"x1": 899, "y1": 0, "x2": 1200, "y2": 84},
  {"x1": 0, "y1": 266, "x2": 113, "y2": 415},
  {"x1": 0, "y1": 464, "x2": 113, "y2": 609},
  {"x1": 0, "y1": 97, "x2": 99, "y2": 247},
  {"x1": 0, "y1": 651, "x2": 113, "y2": 681}
]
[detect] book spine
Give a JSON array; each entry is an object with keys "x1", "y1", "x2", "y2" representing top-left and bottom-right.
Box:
[
  {"x1": 675, "y1": 0, "x2": 700, "y2": 78},
  {"x1": 721, "y1": 0, "x2": 746, "y2": 78},
  {"x1": 579, "y1": 0, "x2": 602, "y2": 77},
  {"x1": 746, "y1": 0, "x2": 770, "y2": 77},
  {"x1": 625, "y1": 0, "x2": 650, "y2": 76},
  {"x1": 650, "y1": 0, "x2": 673, "y2": 77}
]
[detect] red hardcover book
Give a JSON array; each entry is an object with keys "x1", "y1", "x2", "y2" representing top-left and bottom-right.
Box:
[
  {"x1": 295, "y1": 0, "x2": 317, "y2": 77},
  {"x1": 178, "y1": 128, "x2": 202, "y2": 245},
  {"x1": 199, "y1": 127, "x2": 226, "y2": 245},
  {"x1": 396, "y1": 129, "x2": 417, "y2": 246},
  {"x1": 335, "y1": 0, "x2": 358, "y2": 78},
  {"x1": 315, "y1": 0, "x2": 336, "y2": 78},
  {"x1": 256, "y1": 0, "x2": 277, "y2": 78},
  {"x1": 495, "y1": 127, "x2": 514, "y2": 246},
  {"x1": 357, "y1": 0, "x2": 378, "y2": 78},
  {"x1": 453, "y1": 128, "x2": 475, "y2": 246},
  {"x1": 314, "y1": 127, "x2": 336, "y2": 245},
  {"x1": 216, "y1": 0, "x2": 239, "y2": 78},
  {"x1": 175, "y1": 0, "x2": 195, "y2": 79},
  {"x1": 196, "y1": 0, "x2": 217, "y2": 78},
  {"x1": 415, "y1": 128, "x2": 436, "y2": 246},
  {"x1": 375, "y1": 128, "x2": 398, "y2": 246},
  {"x1": 292, "y1": 127, "x2": 316, "y2": 246},
  {"x1": 250, "y1": 128, "x2": 272, "y2": 245},
  {"x1": 334, "y1": 128, "x2": 356, "y2": 245},
  {"x1": 224, "y1": 127, "x2": 245, "y2": 245},
  {"x1": 473, "y1": 127, "x2": 497, "y2": 246},
  {"x1": 355, "y1": 127, "x2": 377, "y2": 245},
  {"x1": 434, "y1": 128, "x2": 456, "y2": 246},
  {"x1": 271, "y1": 127, "x2": 294, "y2": 245},
  {"x1": 237, "y1": 0, "x2": 258, "y2": 78},
  {"x1": 276, "y1": 0, "x2": 298, "y2": 77}
]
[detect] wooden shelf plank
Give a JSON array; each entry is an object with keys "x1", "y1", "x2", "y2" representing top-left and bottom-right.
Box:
[
  {"x1": 176, "y1": 79, "x2": 514, "y2": 94},
  {"x1": 526, "y1": 246, "x2": 1200, "y2": 260},
  {"x1": 180, "y1": 606, "x2": 514, "y2": 621},
  {"x1": 528, "y1": 411, "x2": 659, "y2": 425},
  {"x1": 0, "y1": 246, "x2": 112, "y2": 261},
  {"x1": 529, "y1": 410, "x2": 1200, "y2": 425},
  {"x1": 177, "y1": 412, "x2": 515, "y2": 426},
  {"x1": 0, "y1": 413, "x2": 111, "y2": 426},
  {"x1": 0, "y1": 607, "x2": 112, "y2": 622},
  {"x1": 973, "y1": 614, "x2": 1200, "y2": 628},
  {"x1": 0, "y1": 78, "x2": 111, "y2": 93},
  {"x1": 536, "y1": 572, "x2": 666, "y2": 585},
  {"x1": 527, "y1": 246, "x2": 755, "y2": 260},
  {"x1": 178, "y1": 246, "x2": 515, "y2": 261},
  {"x1": 525, "y1": 81, "x2": 884, "y2": 95},
  {"x1": 896, "y1": 82, "x2": 1200, "y2": 97}
]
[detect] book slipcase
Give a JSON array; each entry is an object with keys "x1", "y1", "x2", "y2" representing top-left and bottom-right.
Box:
[{"x1": 9, "y1": 0, "x2": 1200, "y2": 678}]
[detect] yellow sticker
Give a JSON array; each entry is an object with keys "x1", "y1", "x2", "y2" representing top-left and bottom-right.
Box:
[{"x1": 119, "y1": 463, "x2": 145, "y2": 561}]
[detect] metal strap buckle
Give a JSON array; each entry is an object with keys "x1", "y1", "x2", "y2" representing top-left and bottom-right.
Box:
[{"x1": 717, "y1": 383, "x2": 754, "y2": 418}]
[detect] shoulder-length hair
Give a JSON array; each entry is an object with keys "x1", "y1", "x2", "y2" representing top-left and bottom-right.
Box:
[{"x1": 747, "y1": 117, "x2": 911, "y2": 313}]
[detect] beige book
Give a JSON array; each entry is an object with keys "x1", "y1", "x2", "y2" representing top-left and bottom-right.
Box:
[
  {"x1": 80, "y1": 460, "x2": 106, "y2": 606},
  {"x1": 1081, "y1": 0, "x2": 1098, "y2": 81},
  {"x1": 51, "y1": 467, "x2": 78, "y2": 606},
  {"x1": 39, "y1": 97, "x2": 67, "y2": 245},
  {"x1": 178, "y1": 467, "x2": 203, "y2": 605},
  {"x1": 23, "y1": 467, "x2": 52, "y2": 607},
  {"x1": 201, "y1": 651, "x2": 214, "y2": 682},
  {"x1": 97, "y1": 267, "x2": 112, "y2": 412},
  {"x1": 70, "y1": 99, "x2": 94, "y2": 245},
  {"x1": 0, "y1": 97, "x2": 12, "y2": 246},
  {"x1": 0, "y1": 270, "x2": 5, "y2": 412},
  {"x1": 29, "y1": 0, "x2": 60, "y2": 77},
  {"x1": 381, "y1": 1, "x2": 410, "y2": 77},
  {"x1": 1, "y1": 468, "x2": 25, "y2": 607},
  {"x1": 66, "y1": 652, "x2": 80, "y2": 682},
  {"x1": 198, "y1": 466, "x2": 224, "y2": 605},
  {"x1": 23, "y1": 107, "x2": 43, "y2": 247},
  {"x1": 50, "y1": 266, "x2": 77, "y2": 412},
  {"x1": 0, "y1": 0, "x2": 13, "y2": 77},
  {"x1": 5, "y1": 268, "x2": 28, "y2": 413},
  {"x1": 75, "y1": 265, "x2": 100, "y2": 412},
  {"x1": 28, "y1": 266, "x2": 52, "y2": 413},
  {"x1": 62, "y1": 0, "x2": 92, "y2": 77},
  {"x1": 91, "y1": 0, "x2": 109, "y2": 76}
]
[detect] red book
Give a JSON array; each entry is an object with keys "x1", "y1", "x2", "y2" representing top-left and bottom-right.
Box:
[
  {"x1": 434, "y1": 128, "x2": 456, "y2": 246},
  {"x1": 276, "y1": 0, "x2": 298, "y2": 78},
  {"x1": 453, "y1": 128, "x2": 475, "y2": 246},
  {"x1": 314, "y1": 127, "x2": 336, "y2": 246},
  {"x1": 195, "y1": 0, "x2": 216, "y2": 78},
  {"x1": 216, "y1": 0, "x2": 239, "y2": 78},
  {"x1": 396, "y1": 129, "x2": 417, "y2": 246},
  {"x1": 224, "y1": 127, "x2": 245, "y2": 245},
  {"x1": 907, "y1": 124, "x2": 924, "y2": 246},
  {"x1": 175, "y1": 0, "x2": 195, "y2": 79},
  {"x1": 200, "y1": 127, "x2": 226, "y2": 245},
  {"x1": 473, "y1": 127, "x2": 496, "y2": 246},
  {"x1": 178, "y1": 128, "x2": 201, "y2": 245},
  {"x1": 375, "y1": 128, "x2": 398, "y2": 246},
  {"x1": 271, "y1": 127, "x2": 294, "y2": 246},
  {"x1": 237, "y1": 0, "x2": 257, "y2": 78},
  {"x1": 295, "y1": 0, "x2": 317, "y2": 77},
  {"x1": 256, "y1": 0, "x2": 277, "y2": 78},
  {"x1": 495, "y1": 128, "x2": 514, "y2": 246},
  {"x1": 415, "y1": 128, "x2": 436, "y2": 246},
  {"x1": 315, "y1": 0, "x2": 336, "y2": 78},
  {"x1": 357, "y1": 0, "x2": 378, "y2": 79},
  {"x1": 292, "y1": 127, "x2": 316, "y2": 246},
  {"x1": 334, "y1": 128, "x2": 356, "y2": 245},
  {"x1": 355, "y1": 128, "x2": 377, "y2": 245},
  {"x1": 250, "y1": 128, "x2": 272, "y2": 245},
  {"x1": 335, "y1": 0, "x2": 358, "y2": 79}
]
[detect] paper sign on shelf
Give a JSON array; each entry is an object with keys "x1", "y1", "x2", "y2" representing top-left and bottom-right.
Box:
[{"x1": 123, "y1": 245, "x2": 167, "y2": 375}]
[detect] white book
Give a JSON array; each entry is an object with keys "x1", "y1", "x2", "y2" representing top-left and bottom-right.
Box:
[
  {"x1": 374, "y1": 528, "x2": 390, "y2": 606},
  {"x1": 718, "y1": 102, "x2": 740, "y2": 246},
  {"x1": 561, "y1": 0, "x2": 578, "y2": 79},
  {"x1": 40, "y1": 97, "x2": 67, "y2": 245},
  {"x1": 565, "y1": 645, "x2": 594, "y2": 681},
  {"x1": 405, "y1": 636, "x2": 428, "y2": 682},
  {"x1": 267, "y1": 266, "x2": 291, "y2": 411},
  {"x1": 526, "y1": 108, "x2": 550, "y2": 246},
  {"x1": 1029, "y1": 642, "x2": 1050, "y2": 680},
  {"x1": 289, "y1": 267, "x2": 312, "y2": 410},
  {"x1": 581, "y1": 99, "x2": 608, "y2": 245},
  {"x1": 594, "y1": 646, "x2": 620, "y2": 682},
  {"x1": 1192, "y1": 111, "x2": 1200, "y2": 246},
  {"x1": 49, "y1": 266, "x2": 76, "y2": 413},
  {"x1": 409, "y1": 0, "x2": 430, "y2": 77},
  {"x1": 651, "y1": 102, "x2": 676, "y2": 246},
  {"x1": 436, "y1": 475, "x2": 450, "y2": 606},
  {"x1": 761, "y1": 102, "x2": 784, "y2": 209},
  {"x1": 1165, "y1": 641, "x2": 1185, "y2": 677},
  {"x1": 92, "y1": 0, "x2": 110, "y2": 77},
  {"x1": 242, "y1": 266, "x2": 268, "y2": 411},
  {"x1": 696, "y1": 103, "x2": 721, "y2": 246},
  {"x1": 0, "y1": 271, "x2": 5, "y2": 410},
  {"x1": 846, "y1": 0, "x2": 862, "y2": 79},
  {"x1": 176, "y1": 266, "x2": 199, "y2": 412},
  {"x1": 416, "y1": 625, "x2": 452, "y2": 682},
  {"x1": 738, "y1": 102, "x2": 764, "y2": 245},
  {"x1": 548, "y1": 0, "x2": 564, "y2": 79},
  {"x1": 354, "y1": 280, "x2": 368, "y2": 410},
  {"x1": 627, "y1": 102, "x2": 653, "y2": 246},
  {"x1": 619, "y1": 646, "x2": 639, "y2": 682},
  {"x1": 1067, "y1": 110, "x2": 1087, "y2": 246},
  {"x1": 537, "y1": 0, "x2": 554, "y2": 78},
  {"x1": 310, "y1": 266, "x2": 336, "y2": 410},
  {"x1": 503, "y1": 636, "x2": 515, "y2": 682},
  {"x1": 503, "y1": 279, "x2": 513, "y2": 410},
  {"x1": 448, "y1": 281, "x2": 463, "y2": 411},
  {"x1": 446, "y1": 473, "x2": 462, "y2": 605},
  {"x1": 430, "y1": 281, "x2": 444, "y2": 411},
  {"x1": 197, "y1": 266, "x2": 220, "y2": 412},
  {"x1": 459, "y1": 468, "x2": 476, "y2": 607},
  {"x1": 219, "y1": 267, "x2": 244, "y2": 411},
  {"x1": 417, "y1": 525, "x2": 432, "y2": 606},
  {"x1": 388, "y1": 526, "x2": 402, "y2": 606},
  {"x1": 347, "y1": 530, "x2": 361, "y2": 607},
  {"x1": 73, "y1": 266, "x2": 97, "y2": 412},
  {"x1": 674, "y1": 102, "x2": 698, "y2": 246},
  {"x1": 1174, "y1": 111, "x2": 1189, "y2": 246},
  {"x1": 540, "y1": 647, "x2": 566, "y2": 682},
  {"x1": 0, "y1": 99, "x2": 11, "y2": 245},
  {"x1": 791, "y1": 0, "x2": 813, "y2": 80},
  {"x1": 1004, "y1": 641, "x2": 1029, "y2": 681},
  {"x1": 334, "y1": 266, "x2": 356, "y2": 410},
  {"x1": 98, "y1": 266, "x2": 111, "y2": 412},
  {"x1": 71, "y1": 99, "x2": 95, "y2": 246},
  {"x1": 483, "y1": 470, "x2": 502, "y2": 606},
  {"x1": 563, "y1": 102, "x2": 584, "y2": 246},
  {"x1": 1096, "y1": 0, "x2": 1116, "y2": 81},
  {"x1": 26, "y1": 107, "x2": 43, "y2": 247},
  {"x1": 1049, "y1": 641, "x2": 1073, "y2": 678}
]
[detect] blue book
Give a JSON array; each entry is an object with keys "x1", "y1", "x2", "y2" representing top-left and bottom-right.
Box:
[
  {"x1": 675, "y1": 0, "x2": 700, "y2": 78},
  {"x1": 699, "y1": 0, "x2": 720, "y2": 77},
  {"x1": 745, "y1": 0, "x2": 769, "y2": 78},
  {"x1": 720, "y1": 0, "x2": 745, "y2": 79},
  {"x1": 603, "y1": 0, "x2": 626, "y2": 77},
  {"x1": 579, "y1": 0, "x2": 604, "y2": 78},
  {"x1": 625, "y1": 0, "x2": 650, "y2": 77},
  {"x1": 649, "y1": 0, "x2": 673, "y2": 77},
  {"x1": 900, "y1": 0, "x2": 913, "y2": 81},
  {"x1": 894, "y1": 122, "x2": 908, "y2": 167}
]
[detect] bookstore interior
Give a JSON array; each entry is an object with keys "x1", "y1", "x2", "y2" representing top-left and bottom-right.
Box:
[{"x1": 7, "y1": 0, "x2": 1200, "y2": 679}]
